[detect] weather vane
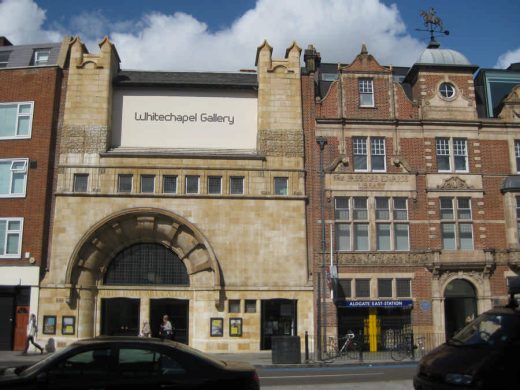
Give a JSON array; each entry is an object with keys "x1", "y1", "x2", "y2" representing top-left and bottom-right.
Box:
[{"x1": 417, "y1": 7, "x2": 449, "y2": 48}]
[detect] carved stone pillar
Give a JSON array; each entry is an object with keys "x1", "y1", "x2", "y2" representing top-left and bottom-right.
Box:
[{"x1": 77, "y1": 287, "x2": 97, "y2": 338}]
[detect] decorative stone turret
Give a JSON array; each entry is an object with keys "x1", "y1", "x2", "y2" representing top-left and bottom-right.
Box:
[
  {"x1": 498, "y1": 85, "x2": 520, "y2": 121},
  {"x1": 60, "y1": 37, "x2": 120, "y2": 160},
  {"x1": 256, "y1": 40, "x2": 304, "y2": 160}
]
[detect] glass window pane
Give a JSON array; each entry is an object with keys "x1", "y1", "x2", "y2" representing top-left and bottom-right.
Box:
[
  {"x1": 396, "y1": 279, "x2": 411, "y2": 297},
  {"x1": 163, "y1": 176, "x2": 177, "y2": 193},
  {"x1": 208, "y1": 176, "x2": 222, "y2": 194},
  {"x1": 393, "y1": 198, "x2": 408, "y2": 220},
  {"x1": 229, "y1": 300, "x2": 240, "y2": 313},
  {"x1": 186, "y1": 176, "x2": 199, "y2": 194},
  {"x1": 230, "y1": 177, "x2": 243, "y2": 194},
  {"x1": 335, "y1": 197, "x2": 349, "y2": 220},
  {"x1": 0, "y1": 105, "x2": 17, "y2": 137},
  {"x1": 245, "y1": 300, "x2": 256, "y2": 313},
  {"x1": 371, "y1": 155, "x2": 385, "y2": 171},
  {"x1": 360, "y1": 93, "x2": 373, "y2": 106},
  {"x1": 6, "y1": 233, "x2": 19, "y2": 254},
  {"x1": 376, "y1": 224, "x2": 391, "y2": 251},
  {"x1": 394, "y1": 224, "x2": 409, "y2": 251},
  {"x1": 454, "y1": 155, "x2": 467, "y2": 171},
  {"x1": 440, "y1": 198, "x2": 454, "y2": 219},
  {"x1": 274, "y1": 177, "x2": 288, "y2": 195},
  {"x1": 0, "y1": 161, "x2": 10, "y2": 194},
  {"x1": 354, "y1": 223, "x2": 369, "y2": 251},
  {"x1": 118, "y1": 175, "x2": 132, "y2": 193},
  {"x1": 0, "y1": 220, "x2": 5, "y2": 255},
  {"x1": 17, "y1": 116, "x2": 30, "y2": 136},
  {"x1": 140, "y1": 175, "x2": 155, "y2": 193},
  {"x1": 459, "y1": 223, "x2": 473, "y2": 250},
  {"x1": 437, "y1": 155, "x2": 450, "y2": 171},
  {"x1": 73, "y1": 174, "x2": 88, "y2": 192},
  {"x1": 336, "y1": 223, "x2": 350, "y2": 251},
  {"x1": 378, "y1": 279, "x2": 392, "y2": 297},
  {"x1": 375, "y1": 197, "x2": 389, "y2": 220},
  {"x1": 7, "y1": 220, "x2": 20, "y2": 230},
  {"x1": 337, "y1": 279, "x2": 351, "y2": 299},
  {"x1": 355, "y1": 279, "x2": 370, "y2": 298},
  {"x1": 353, "y1": 197, "x2": 367, "y2": 220},
  {"x1": 442, "y1": 223, "x2": 456, "y2": 249},
  {"x1": 11, "y1": 172, "x2": 25, "y2": 194}
]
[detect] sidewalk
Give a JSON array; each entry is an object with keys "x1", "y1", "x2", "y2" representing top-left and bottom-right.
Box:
[{"x1": 0, "y1": 349, "x2": 415, "y2": 369}]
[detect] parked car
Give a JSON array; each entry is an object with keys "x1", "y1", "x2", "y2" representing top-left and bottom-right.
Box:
[
  {"x1": 0, "y1": 337, "x2": 260, "y2": 389},
  {"x1": 414, "y1": 277, "x2": 520, "y2": 389}
]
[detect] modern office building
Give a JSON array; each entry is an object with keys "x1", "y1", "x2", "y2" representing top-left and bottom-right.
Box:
[
  {"x1": 302, "y1": 40, "x2": 520, "y2": 355},
  {"x1": 38, "y1": 37, "x2": 312, "y2": 352},
  {"x1": 0, "y1": 37, "x2": 69, "y2": 350}
]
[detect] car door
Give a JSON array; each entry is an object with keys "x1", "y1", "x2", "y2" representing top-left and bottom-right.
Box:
[
  {"x1": 44, "y1": 346, "x2": 115, "y2": 390},
  {"x1": 113, "y1": 345, "x2": 212, "y2": 389}
]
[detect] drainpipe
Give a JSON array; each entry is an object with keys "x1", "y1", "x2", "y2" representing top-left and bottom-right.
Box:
[{"x1": 316, "y1": 136, "x2": 327, "y2": 359}]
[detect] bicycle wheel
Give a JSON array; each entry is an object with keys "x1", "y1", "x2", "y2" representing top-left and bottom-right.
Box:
[
  {"x1": 346, "y1": 340, "x2": 360, "y2": 360},
  {"x1": 391, "y1": 345, "x2": 407, "y2": 361}
]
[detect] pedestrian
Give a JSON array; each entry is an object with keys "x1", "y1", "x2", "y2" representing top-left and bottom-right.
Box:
[
  {"x1": 23, "y1": 314, "x2": 44, "y2": 355},
  {"x1": 159, "y1": 314, "x2": 174, "y2": 340},
  {"x1": 140, "y1": 321, "x2": 151, "y2": 337}
]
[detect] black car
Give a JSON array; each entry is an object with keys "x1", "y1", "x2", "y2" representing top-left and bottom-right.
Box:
[
  {"x1": 414, "y1": 278, "x2": 520, "y2": 390},
  {"x1": 0, "y1": 337, "x2": 260, "y2": 389}
]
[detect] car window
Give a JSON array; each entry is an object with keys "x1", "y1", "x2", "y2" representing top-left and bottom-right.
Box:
[
  {"x1": 452, "y1": 313, "x2": 519, "y2": 346},
  {"x1": 47, "y1": 348, "x2": 111, "y2": 380},
  {"x1": 118, "y1": 348, "x2": 186, "y2": 378}
]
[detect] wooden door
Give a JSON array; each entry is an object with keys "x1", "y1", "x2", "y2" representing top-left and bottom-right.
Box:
[{"x1": 13, "y1": 306, "x2": 29, "y2": 351}]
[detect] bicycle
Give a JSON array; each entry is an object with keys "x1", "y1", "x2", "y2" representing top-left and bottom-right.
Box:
[
  {"x1": 390, "y1": 334, "x2": 418, "y2": 361},
  {"x1": 326, "y1": 331, "x2": 360, "y2": 360}
]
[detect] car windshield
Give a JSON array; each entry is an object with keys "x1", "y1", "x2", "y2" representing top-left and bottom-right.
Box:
[{"x1": 451, "y1": 312, "x2": 519, "y2": 346}]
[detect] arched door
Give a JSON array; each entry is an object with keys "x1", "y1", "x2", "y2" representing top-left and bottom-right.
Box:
[{"x1": 444, "y1": 279, "x2": 477, "y2": 339}]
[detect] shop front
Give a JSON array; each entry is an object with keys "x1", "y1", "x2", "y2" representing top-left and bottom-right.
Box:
[{"x1": 337, "y1": 300, "x2": 413, "y2": 351}]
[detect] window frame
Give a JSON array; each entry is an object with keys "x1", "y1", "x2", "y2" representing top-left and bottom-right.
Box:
[
  {"x1": 0, "y1": 102, "x2": 34, "y2": 139},
  {"x1": 33, "y1": 48, "x2": 51, "y2": 66},
  {"x1": 358, "y1": 78, "x2": 374, "y2": 107},
  {"x1": 439, "y1": 82, "x2": 456, "y2": 99},
  {"x1": 207, "y1": 176, "x2": 222, "y2": 195},
  {"x1": 274, "y1": 176, "x2": 288, "y2": 196},
  {"x1": 352, "y1": 136, "x2": 386, "y2": 172},
  {"x1": 0, "y1": 51, "x2": 10, "y2": 68},
  {"x1": 436, "y1": 137, "x2": 468, "y2": 173},
  {"x1": 185, "y1": 175, "x2": 200, "y2": 194},
  {"x1": 73, "y1": 173, "x2": 89, "y2": 193},
  {"x1": 140, "y1": 175, "x2": 155, "y2": 194},
  {"x1": 0, "y1": 217, "x2": 24, "y2": 258},
  {"x1": 229, "y1": 176, "x2": 244, "y2": 195},
  {"x1": 117, "y1": 174, "x2": 133, "y2": 193},
  {"x1": 440, "y1": 197, "x2": 474, "y2": 250},
  {"x1": 162, "y1": 175, "x2": 177, "y2": 194},
  {"x1": 0, "y1": 158, "x2": 28, "y2": 197}
]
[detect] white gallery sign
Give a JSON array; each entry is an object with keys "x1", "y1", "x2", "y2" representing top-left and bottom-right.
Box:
[{"x1": 112, "y1": 89, "x2": 258, "y2": 150}]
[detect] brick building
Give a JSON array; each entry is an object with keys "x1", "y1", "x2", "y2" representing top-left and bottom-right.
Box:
[
  {"x1": 0, "y1": 37, "x2": 69, "y2": 350},
  {"x1": 302, "y1": 41, "x2": 520, "y2": 355}
]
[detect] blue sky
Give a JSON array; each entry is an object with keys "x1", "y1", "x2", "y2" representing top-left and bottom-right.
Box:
[{"x1": 1, "y1": 0, "x2": 519, "y2": 71}]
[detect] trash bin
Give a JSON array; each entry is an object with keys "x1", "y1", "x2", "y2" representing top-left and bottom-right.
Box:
[{"x1": 271, "y1": 336, "x2": 301, "y2": 364}]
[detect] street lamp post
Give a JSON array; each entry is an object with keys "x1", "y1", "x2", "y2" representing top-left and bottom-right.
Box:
[{"x1": 316, "y1": 136, "x2": 327, "y2": 359}]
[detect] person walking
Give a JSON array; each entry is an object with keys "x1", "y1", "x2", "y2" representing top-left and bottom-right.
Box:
[
  {"x1": 23, "y1": 314, "x2": 44, "y2": 355},
  {"x1": 159, "y1": 314, "x2": 174, "y2": 340}
]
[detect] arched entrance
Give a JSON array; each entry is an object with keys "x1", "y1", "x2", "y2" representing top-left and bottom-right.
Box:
[
  {"x1": 64, "y1": 208, "x2": 222, "y2": 341},
  {"x1": 444, "y1": 279, "x2": 477, "y2": 338}
]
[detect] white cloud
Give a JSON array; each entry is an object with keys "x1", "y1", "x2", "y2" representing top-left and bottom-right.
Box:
[
  {"x1": 0, "y1": 0, "x2": 61, "y2": 44},
  {"x1": 496, "y1": 47, "x2": 520, "y2": 69},
  {"x1": 0, "y1": 0, "x2": 425, "y2": 71}
]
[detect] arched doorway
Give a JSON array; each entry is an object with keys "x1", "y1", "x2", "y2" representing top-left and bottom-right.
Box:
[
  {"x1": 101, "y1": 243, "x2": 190, "y2": 340},
  {"x1": 444, "y1": 279, "x2": 477, "y2": 339}
]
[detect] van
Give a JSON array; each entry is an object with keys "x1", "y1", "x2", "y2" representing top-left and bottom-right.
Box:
[{"x1": 414, "y1": 277, "x2": 520, "y2": 389}]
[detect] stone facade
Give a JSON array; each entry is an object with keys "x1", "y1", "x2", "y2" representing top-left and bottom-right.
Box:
[{"x1": 39, "y1": 37, "x2": 312, "y2": 353}]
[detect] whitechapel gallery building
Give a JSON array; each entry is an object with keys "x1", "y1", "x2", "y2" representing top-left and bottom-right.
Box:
[{"x1": 39, "y1": 37, "x2": 312, "y2": 352}]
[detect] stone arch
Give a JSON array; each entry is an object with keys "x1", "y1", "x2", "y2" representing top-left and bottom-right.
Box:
[
  {"x1": 440, "y1": 274, "x2": 483, "y2": 298},
  {"x1": 442, "y1": 277, "x2": 478, "y2": 338},
  {"x1": 66, "y1": 207, "x2": 222, "y2": 291}
]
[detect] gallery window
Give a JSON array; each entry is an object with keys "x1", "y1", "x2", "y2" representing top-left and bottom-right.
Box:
[
  {"x1": 230, "y1": 176, "x2": 244, "y2": 195},
  {"x1": 355, "y1": 279, "x2": 370, "y2": 298},
  {"x1": 353, "y1": 136, "x2": 386, "y2": 172},
  {"x1": 185, "y1": 175, "x2": 200, "y2": 194},
  {"x1": 0, "y1": 102, "x2": 33, "y2": 139},
  {"x1": 73, "y1": 174, "x2": 88, "y2": 193},
  {"x1": 436, "y1": 137, "x2": 468, "y2": 172},
  {"x1": 117, "y1": 174, "x2": 133, "y2": 193},
  {"x1": 162, "y1": 175, "x2": 177, "y2": 194},
  {"x1": 140, "y1": 175, "x2": 155, "y2": 193},
  {"x1": 0, "y1": 159, "x2": 28, "y2": 197},
  {"x1": 274, "y1": 177, "x2": 288, "y2": 195},
  {"x1": 0, "y1": 218, "x2": 23, "y2": 258},
  {"x1": 208, "y1": 176, "x2": 222, "y2": 194},
  {"x1": 440, "y1": 197, "x2": 473, "y2": 250}
]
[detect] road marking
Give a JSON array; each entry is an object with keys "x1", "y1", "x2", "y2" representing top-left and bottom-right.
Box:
[{"x1": 261, "y1": 372, "x2": 385, "y2": 379}]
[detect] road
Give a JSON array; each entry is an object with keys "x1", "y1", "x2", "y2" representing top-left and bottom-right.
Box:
[{"x1": 258, "y1": 363, "x2": 416, "y2": 389}]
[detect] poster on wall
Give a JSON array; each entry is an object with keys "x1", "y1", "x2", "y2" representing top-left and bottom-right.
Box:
[
  {"x1": 229, "y1": 318, "x2": 243, "y2": 337},
  {"x1": 43, "y1": 316, "x2": 57, "y2": 335},
  {"x1": 210, "y1": 318, "x2": 224, "y2": 337},
  {"x1": 62, "y1": 316, "x2": 76, "y2": 335}
]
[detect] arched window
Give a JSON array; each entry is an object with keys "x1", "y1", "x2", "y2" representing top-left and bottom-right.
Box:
[{"x1": 104, "y1": 243, "x2": 189, "y2": 286}]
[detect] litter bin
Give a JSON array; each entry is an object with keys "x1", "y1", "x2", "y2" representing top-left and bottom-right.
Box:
[{"x1": 271, "y1": 336, "x2": 301, "y2": 364}]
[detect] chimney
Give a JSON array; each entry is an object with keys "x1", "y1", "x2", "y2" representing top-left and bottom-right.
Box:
[
  {"x1": 0, "y1": 37, "x2": 13, "y2": 47},
  {"x1": 304, "y1": 44, "x2": 321, "y2": 73}
]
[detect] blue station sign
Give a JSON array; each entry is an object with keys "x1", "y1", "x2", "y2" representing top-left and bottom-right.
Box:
[{"x1": 337, "y1": 300, "x2": 414, "y2": 309}]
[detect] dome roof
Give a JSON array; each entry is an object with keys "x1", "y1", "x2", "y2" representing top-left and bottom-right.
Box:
[{"x1": 416, "y1": 47, "x2": 471, "y2": 66}]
